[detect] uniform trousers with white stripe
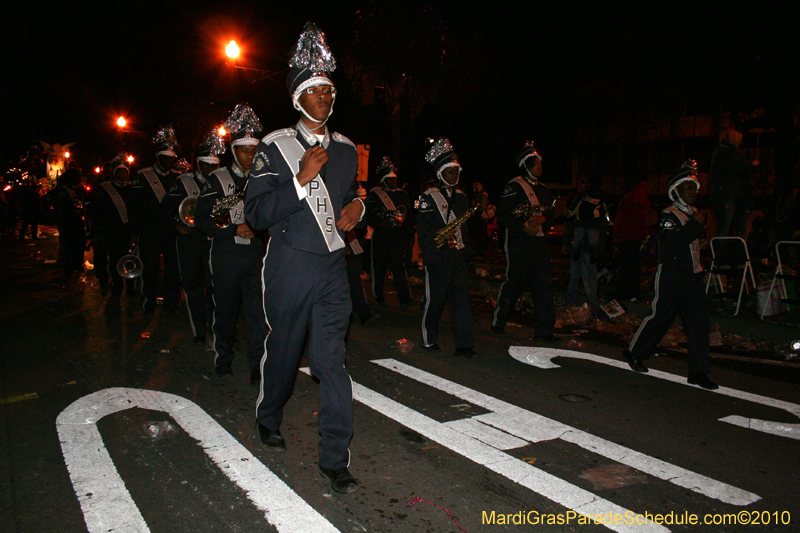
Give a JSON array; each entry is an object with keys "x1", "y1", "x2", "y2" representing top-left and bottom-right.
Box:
[
  {"x1": 210, "y1": 241, "x2": 267, "y2": 372},
  {"x1": 257, "y1": 240, "x2": 354, "y2": 471},
  {"x1": 628, "y1": 267, "x2": 710, "y2": 373},
  {"x1": 176, "y1": 235, "x2": 212, "y2": 338},
  {"x1": 421, "y1": 251, "x2": 474, "y2": 349},
  {"x1": 492, "y1": 236, "x2": 556, "y2": 336}
]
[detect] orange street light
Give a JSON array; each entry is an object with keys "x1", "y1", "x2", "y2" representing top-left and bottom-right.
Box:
[
  {"x1": 218, "y1": 126, "x2": 227, "y2": 136},
  {"x1": 127, "y1": 155, "x2": 135, "y2": 163},
  {"x1": 117, "y1": 116, "x2": 127, "y2": 128},
  {"x1": 226, "y1": 40, "x2": 240, "y2": 59},
  {"x1": 65, "y1": 152, "x2": 71, "y2": 159},
  {"x1": 95, "y1": 167, "x2": 101, "y2": 174}
]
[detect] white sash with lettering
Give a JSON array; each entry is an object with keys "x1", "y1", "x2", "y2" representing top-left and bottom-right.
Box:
[
  {"x1": 272, "y1": 136, "x2": 345, "y2": 252},
  {"x1": 428, "y1": 188, "x2": 464, "y2": 250},
  {"x1": 141, "y1": 169, "x2": 167, "y2": 203},
  {"x1": 216, "y1": 170, "x2": 250, "y2": 245},
  {"x1": 511, "y1": 177, "x2": 544, "y2": 237},
  {"x1": 371, "y1": 187, "x2": 396, "y2": 212},
  {"x1": 666, "y1": 205, "x2": 703, "y2": 273},
  {"x1": 100, "y1": 182, "x2": 128, "y2": 224},
  {"x1": 179, "y1": 174, "x2": 200, "y2": 198}
]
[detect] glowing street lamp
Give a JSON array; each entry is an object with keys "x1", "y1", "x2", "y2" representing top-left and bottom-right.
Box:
[
  {"x1": 226, "y1": 40, "x2": 240, "y2": 60},
  {"x1": 117, "y1": 116, "x2": 127, "y2": 128},
  {"x1": 218, "y1": 126, "x2": 227, "y2": 136},
  {"x1": 65, "y1": 151, "x2": 71, "y2": 159},
  {"x1": 127, "y1": 155, "x2": 135, "y2": 164},
  {"x1": 95, "y1": 167, "x2": 101, "y2": 174}
]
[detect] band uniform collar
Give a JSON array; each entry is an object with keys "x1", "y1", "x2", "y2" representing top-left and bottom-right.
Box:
[{"x1": 296, "y1": 120, "x2": 330, "y2": 149}]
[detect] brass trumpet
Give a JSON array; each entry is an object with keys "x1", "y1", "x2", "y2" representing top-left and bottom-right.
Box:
[{"x1": 382, "y1": 204, "x2": 408, "y2": 227}]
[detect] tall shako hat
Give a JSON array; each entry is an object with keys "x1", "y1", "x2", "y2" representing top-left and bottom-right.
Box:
[
  {"x1": 667, "y1": 159, "x2": 700, "y2": 206},
  {"x1": 425, "y1": 138, "x2": 461, "y2": 183},
  {"x1": 287, "y1": 22, "x2": 337, "y2": 125},
  {"x1": 225, "y1": 103, "x2": 263, "y2": 148},
  {"x1": 516, "y1": 141, "x2": 541, "y2": 169},
  {"x1": 376, "y1": 156, "x2": 398, "y2": 183},
  {"x1": 111, "y1": 152, "x2": 130, "y2": 174},
  {"x1": 196, "y1": 128, "x2": 226, "y2": 165},
  {"x1": 152, "y1": 125, "x2": 178, "y2": 157}
]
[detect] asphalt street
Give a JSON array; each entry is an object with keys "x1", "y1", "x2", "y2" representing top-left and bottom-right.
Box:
[{"x1": 1, "y1": 230, "x2": 799, "y2": 533}]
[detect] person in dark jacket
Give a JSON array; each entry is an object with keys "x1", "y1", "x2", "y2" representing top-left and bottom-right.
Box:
[
  {"x1": 47, "y1": 168, "x2": 87, "y2": 275},
  {"x1": 623, "y1": 160, "x2": 717, "y2": 390},
  {"x1": 709, "y1": 127, "x2": 751, "y2": 268},
  {"x1": 565, "y1": 175, "x2": 609, "y2": 309},
  {"x1": 614, "y1": 179, "x2": 651, "y2": 301}
]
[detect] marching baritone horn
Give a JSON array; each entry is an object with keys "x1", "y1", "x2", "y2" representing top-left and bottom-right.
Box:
[
  {"x1": 116, "y1": 242, "x2": 143, "y2": 279},
  {"x1": 178, "y1": 196, "x2": 197, "y2": 227},
  {"x1": 383, "y1": 204, "x2": 408, "y2": 227}
]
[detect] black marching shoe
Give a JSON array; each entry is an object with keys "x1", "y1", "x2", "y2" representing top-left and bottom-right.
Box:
[
  {"x1": 688, "y1": 373, "x2": 719, "y2": 390},
  {"x1": 454, "y1": 347, "x2": 479, "y2": 359},
  {"x1": 257, "y1": 423, "x2": 286, "y2": 451},
  {"x1": 215, "y1": 363, "x2": 233, "y2": 377},
  {"x1": 319, "y1": 466, "x2": 359, "y2": 494},
  {"x1": 622, "y1": 348, "x2": 648, "y2": 373},
  {"x1": 423, "y1": 343, "x2": 441, "y2": 352},
  {"x1": 491, "y1": 325, "x2": 505, "y2": 336}
]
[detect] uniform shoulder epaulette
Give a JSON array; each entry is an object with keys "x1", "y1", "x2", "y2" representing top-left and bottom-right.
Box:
[
  {"x1": 261, "y1": 128, "x2": 296, "y2": 145},
  {"x1": 423, "y1": 186, "x2": 439, "y2": 195},
  {"x1": 332, "y1": 132, "x2": 356, "y2": 149}
]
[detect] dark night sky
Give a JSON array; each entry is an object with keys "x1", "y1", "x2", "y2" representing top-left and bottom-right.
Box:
[{"x1": 4, "y1": 2, "x2": 798, "y2": 184}]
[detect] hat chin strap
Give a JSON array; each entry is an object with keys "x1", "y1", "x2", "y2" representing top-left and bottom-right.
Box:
[
  {"x1": 293, "y1": 94, "x2": 336, "y2": 132},
  {"x1": 437, "y1": 170, "x2": 459, "y2": 187}
]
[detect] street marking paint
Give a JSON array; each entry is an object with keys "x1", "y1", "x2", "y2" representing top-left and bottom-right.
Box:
[
  {"x1": 297, "y1": 369, "x2": 667, "y2": 533},
  {"x1": 509, "y1": 346, "x2": 800, "y2": 440},
  {"x1": 57, "y1": 388, "x2": 339, "y2": 533},
  {"x1": 371, "y1": 359, "x2": 760, "y2": 507}
]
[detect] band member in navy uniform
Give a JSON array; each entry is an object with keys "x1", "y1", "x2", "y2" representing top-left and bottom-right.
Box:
[
  {"x1": 244, "y1": 23, "x2": 364, "y2": 494},
  {"x1": 91, "y1": 153, "x2": 136, "y2": 296},
  {"x1": 491, "y1": 141, "x2": 559, "y2": 342},
  {"x1": 165, "y1": 130, "x2": 224, "y2": 344},
  {"x1": 417, "y1": 138, "x2": 477, "y2": 358},
  {"x1": 129, "y1": 126, "x2": 181, "y2": 313},
  {"x1": 195, "y1": 105, "x2": 268, "y2": 384},
  {"x1": 366, "y1": 156, "x2": 415, "y2": 306},
  {"x1": 624, "y1": 160, "x2": 718, "y2": 390}
]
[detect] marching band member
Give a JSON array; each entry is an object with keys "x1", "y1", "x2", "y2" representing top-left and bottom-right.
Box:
[
  {"x1": 165, "y1": 130, "x2": 224, "y2": 344},
  {"x1": 129, "y1": 126, "x2": 181, "y2": 313},
  {"x1": 417, "y1": 138, "x2": 476, "y2": 358},
  {"x1": 491, "y1": 141, "x2": 559, "y2": 342},
  {"x1": 244, "y1": 23, "x2": 363, "y2": 494},
  {"x1": 365, "y1": 156, "x2": 415, "y2": 306},
  {"x1": 195, "y1": 105, "x2": 268, "y2": 383}
]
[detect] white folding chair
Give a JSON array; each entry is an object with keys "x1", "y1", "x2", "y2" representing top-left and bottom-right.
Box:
[
  {"x1": 760, "y1": 240, "x2": 800, "y2": 320},
  {"x1": 705, "y1": 236, "x2": 756, "y2": 315}
]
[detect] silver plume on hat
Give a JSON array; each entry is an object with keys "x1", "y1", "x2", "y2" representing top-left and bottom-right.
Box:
[
  {"x1": 425, "y1": 138, "x2": 454, "y2": 166},
  {"x1": 224, "y1": 103, "x2": 263, "y2": 138},
  {"x1": 111, "y1": 152, "x2": 130, "y2": 168},
  {"x1": 376, "y1": 156, "x2": 397, "y2": 175},
  {"x1": 152, "y1": 125, "x2": 178, "y2": 149},
  {"x1": 681, "y1": 159, "x2": 698, "y2": 176},
  {"x1": 203, "y1": 128, "x2": 226, "y2": 157},
  {"x1": 289, "y1": 22, "x2": 337, "y2": 73}
]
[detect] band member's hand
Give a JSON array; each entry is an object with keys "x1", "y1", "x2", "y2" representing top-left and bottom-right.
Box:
[
  {"x1": 175, "y1": 223, "x2": 190, "y2": 235},
  {"x1": 296, "y1": 146, "x2": 329, "y2": 187},
  {"x1": 236, "y1": 222, "x2": 255, "y2": 239},
  {"x1": 337, "y1": 200, "x2": 364, "y2": 232},
  {"x1": 524, "y1": 215, "x2": 546, "y2": 236},
  {"x1": 692, "y1": 209, "x2": 706, "y2": 224}
]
